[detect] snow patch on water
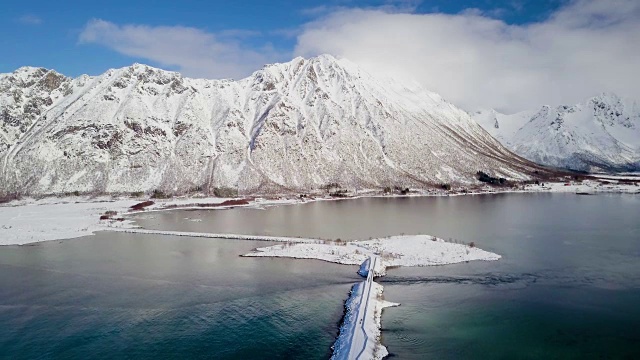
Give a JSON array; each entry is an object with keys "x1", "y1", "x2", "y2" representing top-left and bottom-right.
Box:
[{"x1": 244, "y1": 235, "x2": 500, "y2": 275}]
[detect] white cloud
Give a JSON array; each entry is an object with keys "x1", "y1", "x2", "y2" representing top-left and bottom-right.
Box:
[
  {"x1": 294, "y1": 0, "x2": 640, "y2": 112},
  {"x1": 18, "y1": 15, "x2": 42, "y2": 25},
  {"x1": 79, "y1": 19, "x2": 282, "y2": 79}
]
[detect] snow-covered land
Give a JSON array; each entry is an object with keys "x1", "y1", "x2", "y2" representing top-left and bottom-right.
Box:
[
  {"x1": 0, "y1": 197, "x2": 137, "y2": 245},
  {"x1": 473, "y1": 93, "x2": 640, "y2": 172},
  {"x1": 521, "y1": 179, "x2": 639, "y2": 194},
  {"x1": 332, "y1": 259, "x2": 399, "y2": 360},
  {"x1": 244, "y1": 235, "x2": 501, "y2": 276},
  {"x1": 0, "y1": 55, "x2": 542, "y2": 197},
  {"x1": 332, "y1": 282, "x2": 366, "y2": 359},
  {"x1": 333, "y1": 281, "x2": 398, "y2": 360}
]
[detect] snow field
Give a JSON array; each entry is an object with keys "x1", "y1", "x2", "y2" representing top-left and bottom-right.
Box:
[{"x1": 244, "y1": 235, "x2": 501, "y2": 275}]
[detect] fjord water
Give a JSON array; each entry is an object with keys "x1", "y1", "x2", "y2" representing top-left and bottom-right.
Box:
[
  {"x1": 136, "y1": 193, "x2": 640, "y2": 359},
  {"x1": 1, "y1": 194, "x2": 639, "y2": 359},
  {"x1": 0, "y1": 234, "x2": 360, "y2": 359}
]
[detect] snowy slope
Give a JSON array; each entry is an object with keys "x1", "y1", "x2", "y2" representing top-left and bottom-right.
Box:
[
  {"x1": 472, "y1": 108, "x2": 535, "y2": 146},
  {"x1": 473, "y1": 94, "x2": 640, "y2": 172},
  {"x1": 0, "y1": 55, "x2": 540, "y2": 196}
]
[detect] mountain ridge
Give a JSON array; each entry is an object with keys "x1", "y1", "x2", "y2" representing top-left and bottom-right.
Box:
[
  {"x1": 1, "y1": 55, "x2": 543, "y2": 196},
  {"x1": 473, "y1": 93, "x2": 640, "y2": 172}
]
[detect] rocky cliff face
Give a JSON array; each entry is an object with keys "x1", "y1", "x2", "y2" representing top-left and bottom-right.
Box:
[
  {"x1": 0, "y1": 55, "x2": 539, "y2": 196},
  {"x1": 473, "y1": 94, "x2": 640, "y2": 172}
]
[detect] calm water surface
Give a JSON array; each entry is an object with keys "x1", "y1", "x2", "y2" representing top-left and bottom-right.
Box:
[
  {"x1": 1, "y1": 193, "x2": 639, "y2": 359},
  {"x1": 0, "y1": 234, "x2": 360, "y2": 359}
]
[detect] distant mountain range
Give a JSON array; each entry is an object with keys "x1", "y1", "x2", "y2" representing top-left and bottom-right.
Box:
[
  {"x1": 473, "y1": 93, "x2": 640, "y2": 172},
  {"x1": 0, "y1": 55, "x2": 542, "y2": 196}
]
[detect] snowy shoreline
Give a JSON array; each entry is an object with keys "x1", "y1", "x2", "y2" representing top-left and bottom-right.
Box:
[
  {"x1": 0, "y1": 196, "x2": 306, "y2": 246},
  {"x1": 0, "y1": 180, "x2": 637, "y2": 246},
  {"x1": 243, "y1": 235, "x2": 501, "y2": 276}
]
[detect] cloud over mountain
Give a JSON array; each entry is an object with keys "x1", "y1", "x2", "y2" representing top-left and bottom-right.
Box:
[
  {"x1": 78, "y1": 1, "x2": 640, "y2": 113},
  {"x1": 294, "y1": 0, "x2": 640, "y2": 112}
]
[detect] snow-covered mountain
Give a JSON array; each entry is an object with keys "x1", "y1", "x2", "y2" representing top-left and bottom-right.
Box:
[
  {"x1": 0, "y1": 55, "x2": 540, "y2": 196},
  {"x1": 473, "y1": 94, "x2": 640, "y2": 172}
]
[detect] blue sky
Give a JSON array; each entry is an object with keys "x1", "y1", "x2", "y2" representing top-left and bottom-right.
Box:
[
  {"x1": 2, "y1": 0, "x2": 564, "y2": 76},
  {"x1": 2, "y1": 0, "x2": 638, "y2": 112}
]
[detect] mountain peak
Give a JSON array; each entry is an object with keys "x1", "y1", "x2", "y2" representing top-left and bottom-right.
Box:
[
  {"x1": 125, "y1": 62, "x2": 175, "y2": 75},
  {"x1": 256, "y1": 54, "x2": 347, "y2": 74},
  {"x1": 588, "y1": 92, "x2": 625, "y2": 109},
  {"x1": 474, "y1": 93, "x2": 640, "y2": 172},
  {"x1": 592, "y1": 92, "x2": 621, "y2": 101},
  {"x1": 6, "y1": 66, "x2": 56, "y2": 81},
  {"x1": 0, "y1": 55, "x2": 539, "y2": 196},
  {"x1": 14, "y1": 66, "x2": 48, "y2": 74},
  {"x1": 1, "y1": 66, "x2": 68, "y2": 93}
]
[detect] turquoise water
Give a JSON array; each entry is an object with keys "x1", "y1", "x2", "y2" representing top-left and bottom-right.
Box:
[
  {"x1": 0, "y1": 234, "x2": 360, "y2": 359},
  {"x1": 1, "y1": 193, "x2": 639, "y2": 359},
  {"x1": 376, "y1": 194, "x2": 640, "y2": 359},
  {"x1": 381, "y1": 280, "x2": 640, "y2": 359}
]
